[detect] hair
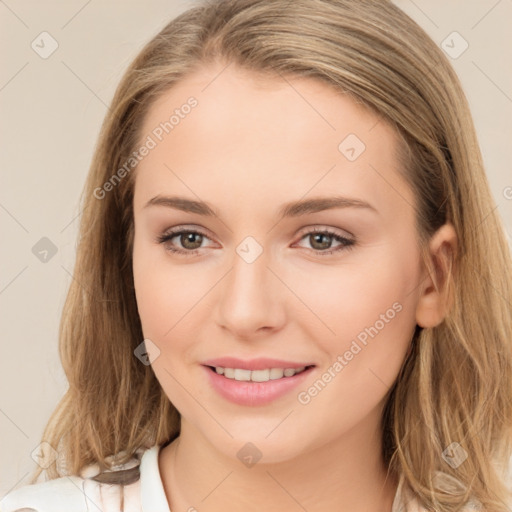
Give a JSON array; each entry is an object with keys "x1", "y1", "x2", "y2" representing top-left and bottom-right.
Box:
[{"x1": 29, "y1": 0, "x2": 512, "y2": 510}]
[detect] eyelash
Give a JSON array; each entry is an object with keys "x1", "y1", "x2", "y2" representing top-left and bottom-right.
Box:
[{"x1": 155, "y1": 227, "x2": 356, "y2": 258}]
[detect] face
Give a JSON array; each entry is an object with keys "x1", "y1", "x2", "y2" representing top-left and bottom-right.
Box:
[{"x1": 132, "y1": 62, "x2": 425, "y2": 464}]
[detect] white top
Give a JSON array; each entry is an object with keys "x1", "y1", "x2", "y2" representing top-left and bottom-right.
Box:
[
  {"x1": 0, "y1": 443, "x2": 496, "y2": 511},
  {"x1": 0, "y1": 444, "x2": 170, "y2": 512}
]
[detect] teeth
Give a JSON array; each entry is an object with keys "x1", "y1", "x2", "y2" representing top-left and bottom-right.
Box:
[{"x1": 214, "y1": 366, "x2": 307, "y2": 382}]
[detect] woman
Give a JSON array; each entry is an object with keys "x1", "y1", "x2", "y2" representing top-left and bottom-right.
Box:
[{"x1": 2, "y1": 0, "x2": 511, "y2": 511}]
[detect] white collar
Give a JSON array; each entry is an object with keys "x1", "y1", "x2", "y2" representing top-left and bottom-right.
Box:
[{"x1": 140, "y1": 444, "x2": 172, "y2": 511}]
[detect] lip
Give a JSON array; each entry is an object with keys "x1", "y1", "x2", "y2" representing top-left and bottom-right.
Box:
[
  {"x1": 202, "y1": 364, "x2": 316, "y2": 406},
  {"x1": 202, "y1": 357, "x2": 316, "y2": 371}
]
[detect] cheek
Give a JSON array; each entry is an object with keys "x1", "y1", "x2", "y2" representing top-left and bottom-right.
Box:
[
  {"x1": 290, "y1": 244, "x2": 419, "y2": 378},
  {"x1": 132, "y1": 242, "x2": 199, "y2": 402},
  {"x1": 133, "y1": 240, "x2": 169, "y2": 338},
  {"x1": 132, "y1": 239, "x2": 217, "y2": 393},
  {"x1": 291, "y1": 253, "x2": 418, "y2": 432},
  {"x1": 133, "y1": 238, "x2": 199, "y2": 339}
]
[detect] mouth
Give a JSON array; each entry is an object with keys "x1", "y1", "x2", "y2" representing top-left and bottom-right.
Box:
[
  {"x1": 205, "y1": 364, "x2": 316, "y2": 383},
  {"x1": 202, "y1": 364, "x2": 317, "y2": 406}
]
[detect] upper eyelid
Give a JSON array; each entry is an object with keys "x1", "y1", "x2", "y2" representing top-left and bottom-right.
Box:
[
  {"x1": 296, "y1": 225, "x2": 354, "y2": 239},
  {"x1": 159, "y1": 225, "x2": 354, "y2": 246},
  {"x1": 160, "y1": 224, "x2": 352, "y2": 237}
]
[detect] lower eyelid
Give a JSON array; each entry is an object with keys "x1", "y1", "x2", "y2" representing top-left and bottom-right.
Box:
[
  {"x1": 295, "y1": 232, "x2": 355, "y2": 252},
  {"x1": 157, "y1": 229, "x2": 355, "y2": 254}
]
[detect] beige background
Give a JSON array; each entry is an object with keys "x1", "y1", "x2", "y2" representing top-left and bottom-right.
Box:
[{"x1": 1, "y1": 0, "x2": 511, "y2": 497}]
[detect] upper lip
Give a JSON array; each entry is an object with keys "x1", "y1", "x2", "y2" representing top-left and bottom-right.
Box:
[{"x1": 202, "y1": 357, "x2": 316, "y2": 371}]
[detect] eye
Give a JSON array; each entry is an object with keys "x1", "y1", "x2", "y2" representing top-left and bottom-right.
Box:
[
  {"x1": 156, "y1": 228, "x2": 213, "y2": 257},
  {"x1": 156, "y1": 226, "x2": 356, "y2": 258},
  {"x1": 294, "y1": 227, "x2": 356, "y2": 256}
]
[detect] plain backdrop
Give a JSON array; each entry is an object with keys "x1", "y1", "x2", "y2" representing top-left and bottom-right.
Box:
[{"x1": 1, "y1": 0, "x2": 511, "y2": 497}]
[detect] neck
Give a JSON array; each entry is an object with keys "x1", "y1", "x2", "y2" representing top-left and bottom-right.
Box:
[{"x1": 158, "y1": 416, "x2": 399, "y2": 512}]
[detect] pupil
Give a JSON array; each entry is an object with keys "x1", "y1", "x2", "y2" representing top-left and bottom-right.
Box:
[
  {"x1": 182, "y1": 233, "x2": 202, "y2": 249},
  {"x1": 311, "y1": 233, "x2": 331, "y2": 250}
]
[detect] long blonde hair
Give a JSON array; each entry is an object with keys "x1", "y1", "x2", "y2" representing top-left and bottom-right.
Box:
[{"x1": 31, "y1": 1, "x2": 512, "y2": 510}]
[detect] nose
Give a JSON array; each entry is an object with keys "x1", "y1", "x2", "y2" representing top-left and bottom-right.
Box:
[{"x1": 215, "y1": 243, "x2": 286, "y2": 340}]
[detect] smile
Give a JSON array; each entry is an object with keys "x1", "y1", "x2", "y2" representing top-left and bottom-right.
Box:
[
  {"x1": 209, "y1": 366, "x2": 311, "y2": 382},
  {"x1": 203, "y1": 364, "x2": 316, "y2": 406}
]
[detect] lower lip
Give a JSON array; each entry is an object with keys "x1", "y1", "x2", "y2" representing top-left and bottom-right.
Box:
[{"x1": 203, "y1": 365, "x2": 315, "y2": 406}]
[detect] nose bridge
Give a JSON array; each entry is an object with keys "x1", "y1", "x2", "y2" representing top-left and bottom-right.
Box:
[{"x1": 216, "y1": 236, "x2": 284, "y2": 335}]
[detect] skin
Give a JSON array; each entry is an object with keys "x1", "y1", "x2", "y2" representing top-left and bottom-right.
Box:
[{"x1": 131, "y1": 61, "x2": 457, "y2": 512}]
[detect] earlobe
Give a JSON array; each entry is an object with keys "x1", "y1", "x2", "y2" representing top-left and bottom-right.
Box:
[{"x1": 415, "y1": 223, "x2": 457, "y2": 328}]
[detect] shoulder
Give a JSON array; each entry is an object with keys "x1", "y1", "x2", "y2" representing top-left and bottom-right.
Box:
[
  {"x1": 0, "y1": 446, "x2": 151, "y2": 512},
  {"x1": 0, "y1": 475, "x2": 99, "y2": 512}
]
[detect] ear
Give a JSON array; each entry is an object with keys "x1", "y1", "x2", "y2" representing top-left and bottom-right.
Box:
[{"x1": 415, "y1": 223, "x2": 458, "y2": 328}]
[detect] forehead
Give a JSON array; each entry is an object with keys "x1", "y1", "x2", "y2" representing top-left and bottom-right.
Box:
[
  {"x1": 140, "y1": 62, "x2": 381, "y2": 142},
  {"x1": 133, "y1": 63, "x2": 414, "y2": 221}
]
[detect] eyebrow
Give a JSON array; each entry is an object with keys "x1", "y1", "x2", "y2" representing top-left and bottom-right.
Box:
[{"x1": 143, "y1": 195, "x2": 378, "y2": 218}]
